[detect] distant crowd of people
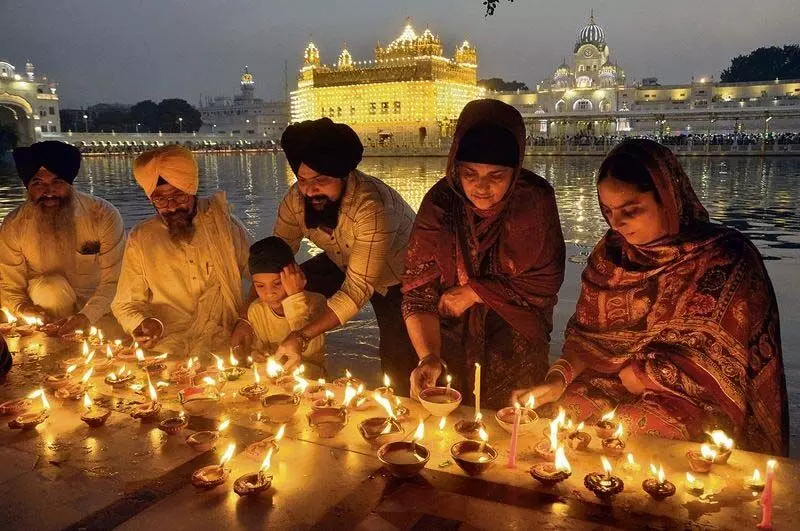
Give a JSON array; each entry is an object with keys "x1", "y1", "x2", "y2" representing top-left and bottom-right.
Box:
[{"x1": 527, "y1": 132, "x2": 800, "y2": 147}]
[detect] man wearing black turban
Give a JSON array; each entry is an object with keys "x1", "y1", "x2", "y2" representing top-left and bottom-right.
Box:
[
  {"x1": 231, "y1": 118, "x2": 418, "y2": 394},
  {"x1": 0, "y1": 141, "x2": 125, "y2": 335}
]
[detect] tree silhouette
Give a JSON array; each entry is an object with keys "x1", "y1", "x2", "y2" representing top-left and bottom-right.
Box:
[
  {"x1": 479, "y1": 77, "x2": 529, "y2": 91},
  {"x1": 720, "y1": 45, "x2": 800, "y2": 82}
]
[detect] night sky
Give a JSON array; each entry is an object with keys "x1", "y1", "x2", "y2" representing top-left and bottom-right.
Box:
[{"x1": 2, "y1": 0, "x2": 798, "y2": 108}]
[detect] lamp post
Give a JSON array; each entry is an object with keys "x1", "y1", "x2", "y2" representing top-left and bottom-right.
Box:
[
  {"x1": 763, "y1": 116, "x2": 773, "y2": 151},
  {"x1": 136, "y1": 123, "x2": 141, "y2": 134},
  {"x1": 83, "y1": 114, "x2": 88, "y2": 133},
  {"x1": 212, "y1": 124, "x2": 217, "y2": 135},
  {"x1": 178, "y1": 117, "x2": 183, "y2": 134}
]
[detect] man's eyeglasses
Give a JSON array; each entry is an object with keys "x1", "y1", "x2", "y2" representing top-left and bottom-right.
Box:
[{"x1": 152, "y1": 193, "x2": 192, "y2": 209}]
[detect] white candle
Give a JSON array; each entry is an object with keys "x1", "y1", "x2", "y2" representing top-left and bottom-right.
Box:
[{"x1": 473, "y1": 363, "x2": 481, "y2": 416}]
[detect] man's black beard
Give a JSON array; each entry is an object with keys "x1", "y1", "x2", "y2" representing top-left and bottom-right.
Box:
[
  {"x1": 304, "y1": 195, "x2": 342, "y2": 230},
  {"x1": 161, "y1": 203, "x2": 198, "y2": 243}
]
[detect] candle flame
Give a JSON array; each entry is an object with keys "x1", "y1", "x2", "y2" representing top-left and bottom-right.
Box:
[
  {"x1": 549, "y1": 419, "x2": 559, "y2": 451},
  {"x1": 147, "y1": 375, "x2": 158, "y2": 402},
  {"x1": 260, "y1": 447, "x2": 274, "y2": 472},
  {"x1": 766, "y1": 459, "x2": 777, "y2": 472},
  {"x1": 98, "y1": 329, "x2": 104, "y2": 342},
  {"x1": 179, "y1": 410, "x2": 186, "y2": 420},
  {"x1": 292, "y1": 375, "x2": 308, "y2": 395},
  {"x1": 446, "y1": 374, "x2": 452, "y2": 385},
  {"x1": 380, "y1": 422, "x2": 393, "y2": 435},
  {"x1": 752, "y1": 468, "x2": 762, "y2": 482},
  {"x1": 83, "y1": 392, "x2": 93, "y2": 410},
  {"x1": 202, "y1": 376, "x2": 216, "y2": 386},
  {"x1": 414, "y1": 419, "x2": 425, "y2": 442},
  {"x1": 292, "y1": 365, "x2": 305, "y2": 377},
  {"x1": 229, "y1": 350, "x2": 238, "y2": 367},
  {"x1": 324, "y1": 389, "x2": 335, "y2": 400},
  {"x1": 105, "y1": 345, "x2": 113, "y2": 359},
  {"x1": 707, "y1": 429, "x2": 734, "y2": 450},
  {"x1": 686, "y1": 472, "x2": 696, "y2": 484},
  {"x1": 212, "y1": 353, "x2": 225, "y2": 371},
  {"x1": 82, "y1": 340, "x2": 90, "y2": 356},
  {"x1": 40, "y1": 388, "x2": 50, "y2": 410},
  {"x1": 439, "y1": 416, "x2": 447, "y2": 430},
  {"x1": 564, "y1": 418, "x2": 574, "y2": 431},
  {"x1": 475, "y1": 411, "x2": 483, "y2": 423},
  {"x1": 513, "y1": 401, "x2": 521, "y2": 410},
  {"x1": 84, "y1": 350, "x2": 95, "y2": 365},
  {"x1": 2, "y1": 307, "x2": 18, "y2": 323},
  {"x1": 275, "y1": 424, "x2": 286, "y2": 442},
  {"x1": 217, "y1": 417, "x2": 230, "y2": 433},
  {"x1": 153, "y1": 353, "x2": 168, "y2": 362},
  {"x1": 107, "y1": 372, "x2": 117, "y2": 381},
  {"x1": 345, "y1": 369, "x2": 352, "y2": 379},
  {"x1": 156, "y1": 381, "x2": 169, "y2": 388},
  {"x1": 266, "y1": 357, "x2": 283, "y2": 378},
  {"x1": 135, "y1": 348, "x2": 144, "y2": 362},
  {"x1": 66, "y1": 364, "x2": 78, "y2": 375},
  {"x1": 27, "y1": 388, "x2": 43, "y2": 399},
  {"x1": 22, "y1": 315, "x2": 38, "y2": 326},
  {"x1": 28, "y1": 387, "x2": 50, "y2": 410},
  {"x1": 612, "y1": 423, "x2": 623, "y2": 439},
  {"x1": 657, "y1": 465, "x2": 665, "y2": 484},
  {"x1": 554, "y1": 445, "x2": 571, "y2": 473},
  {"x1": 187, "y1": 357, "x2": 195, "y2": 369},
  {"x1": 650, "y1": 463, "x2": 658, "y2": 476},
  {"x1": 555, "y1": 407, "x2": 566, "y2": 427},
  {"x1": 383, "y1": 373, "x2": 390, "y2": 388},
  {"x1": 478, "y1": 427, "x2": 488, "y2": 443},
  {"x1": 343, "y1": 384, "x2": 357, "y2": 407},
  {"x1": 219, "y1": 442, "x2": 235, "y2": 467},
  {"x1": 576, "y1": 421, "x2": 585, "y2": 431},
  {"x1": 627, "y1": 453, "x2": 636, "y2": 466},
  {"x1": 252, "y1": 363, "x2": 261, "y2": 384},
  {"x1": 114, "y1": 339, "x2": 122, "y2": 346},
  {"x1": 373, "y1": 392, "x2": 396, "y2": 420},
  {"x1": 76, "y1": 329, "x2": 85, "y2": 336},
  {"x1": 700, "y1": 444, "x2": 717, "y2": 461},
  {"x1": 81, "y1": 366, "x2": 94, "y2": 383},
  {"x1": 600, "y1": 409, "x2": 616, "y2": 422},
  {"x1": 601, "y1": 456, "x2": 613, "y2": 475},
  {"x1": 525, "y1": 395, "x2": 535, "y2": 409}
]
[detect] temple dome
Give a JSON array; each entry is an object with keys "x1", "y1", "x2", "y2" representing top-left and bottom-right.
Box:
[{"x1": 575, "y1": 11, "x2": 605, "y2": 51}]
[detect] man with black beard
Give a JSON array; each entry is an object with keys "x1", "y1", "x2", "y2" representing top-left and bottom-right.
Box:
[
  {"x1": 230, "y1": 118, "x2": 417, "y2": 393},
  {"x1": 112, "y1": 145, "x2": 251, "y2": 358},
  {"x1": 0, "y1": 141, "x2": 125, "y2": 334}
]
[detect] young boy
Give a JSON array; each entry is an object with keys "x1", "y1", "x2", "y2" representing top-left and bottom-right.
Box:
[{"x1": 246, "y1": 236, "x2": 327, "y2": 378}]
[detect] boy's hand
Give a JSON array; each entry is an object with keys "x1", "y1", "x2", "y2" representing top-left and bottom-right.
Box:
[{"x1": 280, "y1": 263, "x2": 307, "y2": 296}]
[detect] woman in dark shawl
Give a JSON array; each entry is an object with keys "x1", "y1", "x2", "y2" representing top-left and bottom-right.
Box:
[
  {"x1": 402, "y1": 99, "x2": 566, "y2": 410},
  {"x1": 519, "y1": 138, "x2": 788, "y2": 456}
]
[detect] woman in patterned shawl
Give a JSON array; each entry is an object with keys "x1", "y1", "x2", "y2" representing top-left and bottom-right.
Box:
[
  {"x1": 519, "y1": 138, "x2": 788, "y2": 455},
  {"x1": 403, "y1": 99, "x2": 566, "y2": 410}
]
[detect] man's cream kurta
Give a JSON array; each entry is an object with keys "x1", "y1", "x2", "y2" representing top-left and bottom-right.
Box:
[
  {"x1": 111, "y1": 193, "x2": 251, "y2": 357},
  {"x1": 0, "y1": 191, "x2": 125, "y2": 323}
]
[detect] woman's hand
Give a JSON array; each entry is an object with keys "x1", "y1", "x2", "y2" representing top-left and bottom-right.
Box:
[
  {"x1": 438, "y1": 285, "x2": 482, "y2": 319},
  {"x1": 619, "y1": 364, "x2": 647, "y2": 395},
  {"x1": 410, "y1": 356, "x2": 442, "y2": 400},
  {"x1": 511, "y1": 379, "x2": 566, "y2": 408},
  {"x1": 280, "y1": 263, "x2": 307, "y2": 296}
]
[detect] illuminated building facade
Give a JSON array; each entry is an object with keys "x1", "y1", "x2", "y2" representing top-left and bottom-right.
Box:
[
  {"x1": 0, "y1": 58, "x2": 60, "y2": 145},
  {"x1": 291, "y1": 19, "x2": 483, "y2": 146},
  {"x1": 492, "y1": 12, "x2": 800, "y2": 137}
]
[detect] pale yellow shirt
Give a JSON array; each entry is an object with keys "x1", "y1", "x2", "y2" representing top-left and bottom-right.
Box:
[
  {"x1": 0, "y1": 191, "x2": 125, "y2": 323},
  {"x1": 247, "y1": 291, "x2": 327, "y2": 360},
  {"x1": 273, "y1": 170, "x2": 415, "y2": 324}
]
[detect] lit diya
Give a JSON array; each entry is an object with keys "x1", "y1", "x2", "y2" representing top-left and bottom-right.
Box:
[
  {"x1": 642, "y1": 465, "x2": 676, "y2": 501},
  {"x1": 240, "y1": 362, "x2": 268, "y2": 401},
  {"x1": 418, "y1": 378, "x2": 462, "y2": 417},
  {"x1": 707, "y1": 429, "x2": 734, "y2": 464},
  {"x1": 234, "y1": 447, "x2": 274, "y2": 496},
  {"x1": 623, "y1": 453, "x2": 641, "y2": 474},
  {"x1": 374, "y1": 373, "x2": 395, "y2": 401},
  {"x1": 80, "y1": 392, "x2": 111, "y2": 427},
  {"x1": 275, "y1": 365, "x2": 306, "y2": 393},
  {"x1": 307, "y1": 407, "x2": 348, "y2": 438},
  {"x1": 496, "y1": 395, "x2": 538, "y2": 435},
  {"x1": 567, "y1": 422, "x2": 592, "y2": 451},
  {"x1": 378, "y1": 419, "x2": 430, "y2": 478},
  {"x1": 44, "y1": 364, "x2": 78, "y2": 390},
  {"x1": 0, "y1": 308, "x2": 19, "y2": 333},
  {"x1": 55, "y1": 366, "x2": 95, "y2": 400},
  {"x1": 312, "y1": 389, "x2": 339, "y2": 411},
  {"x1": 584, "y1": 456, "x2": 625, "y2": 500},
  {"x1": 130, "y1": 377, "x2": 162, "y2": 420},
  {"x1": 265, "y1": 356, "x2": 286, "y2": 383},
  {"x1": 261, "y1": 391, "x2": 301, "y2": 424},
  {"x1": 530, "y1": 445, "x2": 572, "y2": 487},
  {"x1": 601, "y1": 424, "x2": 626, "y2": 458},
  {"x1": 245, "y1": 425, "x2": 286, "y2": 461},
  {"x1": 745, "y1": 468, "x2": 766, "y2": 492},
  {"x1": 158, "y1": 411, "x2": 188, "y2": 435},
  {"x1": 686, "y1": 444, "x2": 717, "y2": 473},
  {"x1": 8, "y1": 388, "x2": 50, "y2": 430},
  {"x1": 222, "y1": 350, "x2": 245, "y2": 381},
  {"x1": 684, "y1": 472, "x2": 705, "y2": 495},
  {"x1": 393, "y1": 396, "x2": 410, "y2": 421},
  {"x1": 350, "y1": 384, "x2": 370, "y2": 411},
  {"x1": 179, "y1": 381, "x2": 222, "y2": 416},
  {"x1": 192, "y1": 443, "x2": 235, "y2": 489},
  {"x1": 137, "y1": 350, "x2": 168, "y2": 376},
  {"x1": 450, "y1": 428, "x2": 497, "y2": 476},
  {"x1": 595, "y1": 409, "x2": 618, "y2": 439},
  {"x1": 90, "y1": 345, "x2": 115, "y2": 372},
  {"x1": 169, "y1": 357, "x2": 198, "y2": 385},
  {"x1": 0, "y1": 398, "x2": 32, "y2": 417},
  {"x1": 359, "y1": 393, "x2": 405, "y2": 448},
  {"x1": 105, "y1": 365, "x2": 135, "y2": 388},
  {"x1": 332, "y1": 369, "x2": 363, "y2": 390},
  {"x1": 534, "y1": 418, "x2": 560, "y2": 461},
  {"x1": 186, "y1": 417, "x2": 230, "y2": 451},
  {"x1": 541, "y1": 407, "x2": 570, "y2": 440},
  {"x1": 454, "y1": 412, "x2": 487, "y2": 441}
]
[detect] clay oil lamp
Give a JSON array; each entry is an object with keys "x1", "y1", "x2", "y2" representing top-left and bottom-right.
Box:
[
  {"x1": 308, "y1": 406, "x2": 348, "y2": 438},
  {"x1": 541, "y1": 407, "x2": 570, "y2": 441},
  {"x1": 275, "y1": 365, "x2": 305, "y2": 393},
  {"x1": 192, "y1": 442, "x2": 235, "y2": 489},
  {"x1": 105, "y1": 365, "x2": 135, "y2": 389},
  {"x1": 686, "y1": 444, "x2": 717, "y2": 474},
  {"x1": 170, "y1": 357, "x2": 198, "y2": 385},
  {"x1": 684, "y1": 472, "x2": 705, "y2": 495},
  {"x1": 307, "y1": 378, "x2": 331, "y2": 402},
  {"x1": 222, "y1": 350, "x2": 245, "y2": 381},
  {"x1": 90, "y1": 345, "x2": 115, "y2": 372},
  {"x1": 116, "y1": 341, "x2": 140, "y2": 361},
  {"x1": 333, "y1": 369, "x2": 363, "y2": 392},
  {"x1": 392, "y1": 396, "x2": 410, "y2": 421},
  {"x1": 130, "y1": 377, "x2": 162, "y2": 420},
  {"x1": 623, "y1": 453, "x2": 641, "y2": 474},
  {"x1": 80, "y1": 392, "x2": 111, "y2": 427},
  {"x1": 0, "y1": 397, "x2": 32, "y2": 417},
  {"x1": 379, "y1": 419, "x2": 430, "y2": 478},
  {"x1": 451, "y1": 427, "x2": 497, "y2": 476},
  {"x1": 601, "y1": 424, "x2": 626, "y2": 458},
  {"x1": 158, "y1": 411, "x2": 188, "y2": 435},
  {"x1": 418, "y1": 375, "x2": 462, "y2": 418},
  {"x1": 707, "y1": 429, "x2": 734, "y2": 464},
  {"x1": 745, "y1": 467, "x2": 766, "y2": 493},
  {"x1": 240, "y1": 362, "x2": 269, "y2": 401},
  {"x1": 534, "y1": 418, "x2": 560, "y2": 461},
  {"x1": 349, "y1": 384, "x2": 371, "y2": 411},
  {"x1": 642, "y1": 465, "x2": 676, "y2": 501},
  {"x1": 138, "y1": 350, "x2": 168, "y2": 377},
  {"x1": 245, "y1": 424, "x2": 286, "y2": 461},
  {"x1": 265, "y1": 356, "x2": 286, "y2": 384},
  {"x1": 186, "y1": 417, "x2": 230, "y2": 451},
  {"x1": 261, "y1": 386, "x2": 301, "y2": 424},
  {"x1": 568, "y1": 421, "x2": 592, "y2": 451},
  {"x1": 234, "y1": 447, "x2": 274, "y2": 496},
  {"x1": 44, "y1": 364, "x2": 78, "y2": 390},
  {"x1": 374, "y1": 373, "x2": 394, "y2": 402},
  {"x1": 531, "y1": 445, "x2": 572, "y2": 487},
  {"x1": 0, "y1": 307, "x2": 19, "y2": 334},
  {"x1": 595, "y1": 409, "x2": 618, "y2": 440},
  {"x1": 60, "y1": 340, "x2": 91, "y2": 370},
  {"x1": 584, "y1": 456, "x2": 625, "y2": 501},
  {"x1": 16, "y1": 314, "x2": 42, "y2": 335},
  {"x1": 496, "y1": 395, "x2": 538, "y2": 435},
  {"x1": 454, "y1": 411, "x2": 486, "y2": 441},
  {"x1": 8, "y1": 388, "x2": 50, "y2": 430},
  {"x1": 359, "y1": 393, "x2": 405, "y2": 448},
  {"x1": 340, "y1": 384, "x2": 358, "y2": 411},
  {"x1": 55, "y1": 366, "x2": 94, "y2": 400},
  {"x1": 312, "y1": 389, "x2": 338, "y2": 411}
]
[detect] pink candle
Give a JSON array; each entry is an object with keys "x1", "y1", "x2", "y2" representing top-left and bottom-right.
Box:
[
  {"x1": 507, "y1": 404, "x2": 521, "y2": 469},
  {"x1": 757, "y1": 459, "x2": 777, "y2": 529}
]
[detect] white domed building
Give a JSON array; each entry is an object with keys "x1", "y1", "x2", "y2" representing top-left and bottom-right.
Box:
[{"x1": 0, "y1": 58, "x2": 61, "y2": 146}]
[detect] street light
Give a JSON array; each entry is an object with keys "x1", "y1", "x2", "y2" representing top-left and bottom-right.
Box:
[
  {"x1": 178, "y1": 117, "x2": 183, "y2": 133},
  {"x1": 83, "y1": 114, "x2": 88, "y2": 132},
  {"x1": 136, "y1": 122, "x2": 141, "y2": 134}
]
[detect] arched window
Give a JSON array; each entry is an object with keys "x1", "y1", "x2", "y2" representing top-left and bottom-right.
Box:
[
  {"x1": 576, "y1": 76, "x2": 593, "y2": 88},
  {"x1": 573, "y1": 99, "x2": 593, "y2": 111},
  {"x1": 599, "y1": 100, "x2": 611, "y2": 112},
  {"x1": 555, "y1": 100, "x2": 566, "y2": 112}
]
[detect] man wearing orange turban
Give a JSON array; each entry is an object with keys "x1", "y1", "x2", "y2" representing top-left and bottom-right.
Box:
[{"x1": 112, "y1": 145, "x2": 252, "y2": 357}]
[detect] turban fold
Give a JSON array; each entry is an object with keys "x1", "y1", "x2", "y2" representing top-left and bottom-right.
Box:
[
  {"x1": 281, "y1": 118, "x2": 363, "y2": 178},
  {"x1": 133, "y1": 145, "x2": 199, "y2": 198},
  {"x1": 13, "y1": 141, "x2": 81, "y2": 187},
  {"x1": 456, "y1": 121, "x2": 519, "y2": 168},
  {"x1": 248, "y1": 236, "x2": 295, "y2": 276}
]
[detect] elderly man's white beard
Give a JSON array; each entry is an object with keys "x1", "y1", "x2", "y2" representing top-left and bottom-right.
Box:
[{"x1": 27, "y1": 191, "x2": 77, "y2": 275}]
